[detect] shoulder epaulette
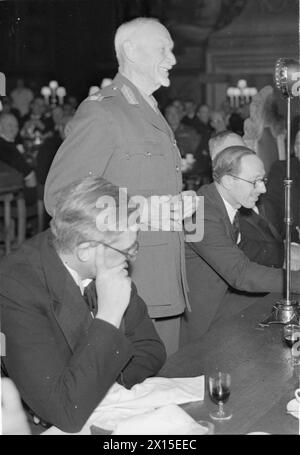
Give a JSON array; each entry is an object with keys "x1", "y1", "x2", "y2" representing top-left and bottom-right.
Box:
[{"x1": 87, "y1": 84, "x2": 119, "y2": 102}]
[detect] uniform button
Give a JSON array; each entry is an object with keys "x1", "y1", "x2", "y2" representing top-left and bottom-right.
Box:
[
  {"x1": 173, "y1": 139, "x2": 177, "y2": 146},
  {"x1": 112, "y1": 86, "x2": 117, "y2": 90},
  {"x1": 88, "y1": 171, "x2": 92, "y2": 175},
  {"x1": 176, "y1": 165, "x2": 179, "y2": 171},
  {"x1": 147, "y1": 152, "x2": 152, "y2": 157}
]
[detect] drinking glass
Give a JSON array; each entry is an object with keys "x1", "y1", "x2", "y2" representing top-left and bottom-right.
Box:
[
  {"x1": 282, "y1": 324, "x2": 300, "y2": 366},
  {"x1": 208, "y1": 372, "x2": 232, "y2": 420}
]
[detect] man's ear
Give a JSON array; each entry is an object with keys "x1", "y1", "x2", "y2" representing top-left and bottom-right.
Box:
[
  {"x1": 76, "y1": 242, "x2": 91, "y2": 262},
  {"x1": 122, "y1": 40, "x2": 136, "y2": 62},
  {"x1": 221, "y1": 175, "x2": 233, "y2": 190}
]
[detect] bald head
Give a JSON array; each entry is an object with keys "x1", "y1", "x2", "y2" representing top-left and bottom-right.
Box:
[
  {"x1": 0, "y1": 113, "x2": 19, "y2": 142},
  {"x1": 115, "y1": 18, "x2": 160, "y2": 63},
  {"x1": 209, "y1": 131, "x2": 245, "y2": 160}
]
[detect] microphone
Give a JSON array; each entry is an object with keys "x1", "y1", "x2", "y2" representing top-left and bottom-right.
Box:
[{"x1": 274, "y1": 58, "x2": 300, "y2": 98}]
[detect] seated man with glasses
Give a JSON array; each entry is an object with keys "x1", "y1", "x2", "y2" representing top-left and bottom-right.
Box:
[
  {"x1": 181, "y1": 146, "x2": 300, "y2": 345},
  {"x1": 0, "y1": 176, "x2": 166, "y2": 433},
  {"x1": 209, "y1": 131, "x2": 286, "y2": 269}
]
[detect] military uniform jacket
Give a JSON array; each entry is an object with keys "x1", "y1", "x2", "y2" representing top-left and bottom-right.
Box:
[{"x1": 44, "y1": 73, "x2": 189, "y2": 318}]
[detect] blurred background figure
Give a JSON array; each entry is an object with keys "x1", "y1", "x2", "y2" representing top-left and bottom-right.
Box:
[
  {"x1": 243, "y1": 85, "x2": 286, "y2": 176},
  {"x1": 193, "y1": 104, "x2": 214, "y2": 185},
  {"x1": 171, "y1": 98, "x2": 185, "y2": 119},
  {"x1": 10, "y1": 78, "x2": 34, "y2": 120},
  {"x1": 20, "y1": 96, "x2": 54, "y2": 140},
  {"x1": 0, "y1": 112, "x2": 37, "y2": 195},
  {"x1": 164, "y1": 103, "x2": 199, "y2": 189},
  {"x1": 263, "y1": 128, "x2": 300, "y2": 243},
  {"x1": 210, "y1": 110, "x2": 227, "y2": 136},
  {"x1": 182, "y1": 99, "x2": 197, "y2": 129}
]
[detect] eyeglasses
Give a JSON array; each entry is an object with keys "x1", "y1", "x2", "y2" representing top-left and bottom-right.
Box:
[
  {"x1": 228, "y1": 174, "x2": 268, "y2": 189},
  {"x1": 88, "y1": 240, "x2": 139, "y2": 261}
]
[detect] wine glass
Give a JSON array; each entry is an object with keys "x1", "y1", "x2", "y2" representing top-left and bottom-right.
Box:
[
  {"x1": 282, "y1": 324, "x2": 300, "y2": 366},
  {"x1": 208, "y1": 372, "x2": 232, "y2": 420}
]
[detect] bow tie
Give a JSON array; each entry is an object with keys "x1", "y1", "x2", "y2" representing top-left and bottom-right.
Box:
[{"x1": 83, "y1": 280, "x2": 98, "y2": 316}]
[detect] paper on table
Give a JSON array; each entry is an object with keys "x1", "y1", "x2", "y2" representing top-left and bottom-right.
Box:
[{"x1": 112, "y1": 404, "x2": 208, "y2": 435}]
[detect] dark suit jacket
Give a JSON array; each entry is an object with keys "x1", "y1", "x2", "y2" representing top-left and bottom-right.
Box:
[
  {"x1": 263, "y1": 157, "x2": 300, "y2": 243},
  {"x1": 44, "y1": 73, "x2": 188, "y2": 318},
  {"x1": 0, "y1": 230, "x2": 166, "y2": 433},
  {"x1": 239, "y1": 206, "x2": 284, "y2": 268},
  {"x1": 0, "y1": 137, "x2": 32, "y2": 178},
  {"x1": 182, "y1": 183, "x2": 300, "y2": 344}
]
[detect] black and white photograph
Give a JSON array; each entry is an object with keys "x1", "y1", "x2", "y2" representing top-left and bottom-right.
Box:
[{"x1": 0, "y1": 0, "x2": 300, "y2": 439}]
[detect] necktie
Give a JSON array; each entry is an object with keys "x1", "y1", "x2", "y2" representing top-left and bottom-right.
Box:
[
  {"x1": 83, "y1": 280, "x2": 98, "y2": 316},
  {"x1": 232, "y1": 211, "x2": 240, "y2": 243}
]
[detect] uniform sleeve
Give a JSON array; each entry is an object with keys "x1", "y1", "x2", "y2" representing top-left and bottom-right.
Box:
[{"x1": 44, "y1": 100, "x2": 116, "y2": 215}]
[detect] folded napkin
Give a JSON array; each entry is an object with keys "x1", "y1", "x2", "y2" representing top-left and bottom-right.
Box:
[
  {"x1": 112, "y1": 404, "x2": 208, "y2": 435},
  {"x1": 90, "y1": 375, "x2": 205, "y2": 431}
]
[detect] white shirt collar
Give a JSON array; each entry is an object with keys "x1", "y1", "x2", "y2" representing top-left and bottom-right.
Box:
[
  {"x1": 220, "y1": 195, "x2": 238, "y2": 224},
  {"x1": 63, "y1": 262, "x2": 92, "y2": 295}
]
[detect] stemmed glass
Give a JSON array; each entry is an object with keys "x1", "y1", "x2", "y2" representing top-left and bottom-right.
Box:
[
  {"x1": 208, "y1": 372, "x2": 232, "y2": 420},
  {"x1": 282, "y1": 324, "x2": 300, "y2": 366}
]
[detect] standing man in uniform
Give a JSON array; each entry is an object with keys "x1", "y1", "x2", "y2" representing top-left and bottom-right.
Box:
[{"x1": 44, "y1": 18, "x2": 197, "y2": 355}]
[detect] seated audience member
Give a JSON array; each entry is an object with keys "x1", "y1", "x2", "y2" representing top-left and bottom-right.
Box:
[
  {"x1": 20, "y1": 96, "x2": 54, "y2": 138},
  {"x1": 164, "y1": 104, "x2": 199, "y2": 160},
  {"x1": 10, "y1": 78, "x2": 34, "y2": 119},
  {"x1": 263, "y1": 129, "x2": 300, "y2": 243},
  {"x1": 0, "y1": 113, "x2": 37, "y2": 201},
  {"x1": 181, "y1": 146, "x2": 300, "y2": 344},
  {"x1": 0, "y1": 176, "x2": 166, "y2": 433},
  {"x1": 1, "y1": 378, "x2": 31, "y2": 435},
  {"x1": 209, "y1": 131, "x2": 287, "y2": 268},
  {"x1": 210, "y1": 111, "x2": 227, "y2": 136},
  {"x1": 182, "y1": 99, "x2": 197, "y2": 129}
]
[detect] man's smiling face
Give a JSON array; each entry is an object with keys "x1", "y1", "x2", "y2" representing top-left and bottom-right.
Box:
[{"x1": 132, "y1": 22, "x2": 176, "y2": 93}]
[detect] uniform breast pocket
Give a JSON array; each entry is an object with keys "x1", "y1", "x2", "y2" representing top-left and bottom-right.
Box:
[{"x1": 120, "y1": 140, "x2": 167, "y2": 190}]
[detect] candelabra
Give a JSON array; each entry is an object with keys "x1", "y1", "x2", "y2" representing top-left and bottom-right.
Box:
[
  {"x1": 41, "y1": 80, "x2": 66, "y2": 106},
  {"x1": 227, "y1": 80, "x2": 257, "y2": 108}
]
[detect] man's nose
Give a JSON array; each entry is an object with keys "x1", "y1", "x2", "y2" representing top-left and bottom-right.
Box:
[
  {"x1": 168, "y1": 51, "x2": 176, "y2": 66},
  {"x1": 258, "y1": 181, "x2": 267, "y2": 194}
]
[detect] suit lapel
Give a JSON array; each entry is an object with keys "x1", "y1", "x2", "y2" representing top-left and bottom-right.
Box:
[
  {"x1": 209, "y1": 183, "x2": 237, "y2": 242},
  {"x1": 40, "y1": 231, "x2": 93, "y2": 352}
]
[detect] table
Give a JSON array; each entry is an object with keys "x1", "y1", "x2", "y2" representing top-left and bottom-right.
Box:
[{"x1": 160, "y1": 291, "x2": 300, "y2": 435}]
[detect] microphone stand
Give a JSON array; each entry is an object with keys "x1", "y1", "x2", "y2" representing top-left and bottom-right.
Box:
[{"x1": 260, "y1": 94, "x2": 300, "y2": 325}]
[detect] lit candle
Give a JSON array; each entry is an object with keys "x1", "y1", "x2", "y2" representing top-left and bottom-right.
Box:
[
  {"x1": 56, "y1": 86, "x2": 66, "y2": 105},
  {"x1": 41, "y1": 86, "x2": 51, "y2": 104}
]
